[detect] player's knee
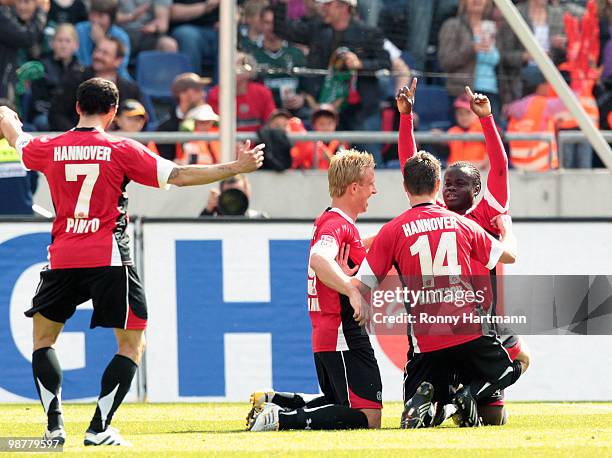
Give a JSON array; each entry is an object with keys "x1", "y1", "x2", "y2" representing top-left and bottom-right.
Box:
[
  {"x1": 479, "y1": 405, "x2": 508, "y2": 426},
  {"x1": 116, "y1": 330, "x2": 145, "y2": 364},
  {"x1": 361, "y1": 409, "x2": 382, "y2": 429},
  {"x1": 33, "y1": 334, "x2": 58, "y2": 350},
  {"x1": 516, "y1": 348, "x2": 531, "y2": 373},
  {"x1": 32, "y1": 315, "x2": 62, "y2": 350}
]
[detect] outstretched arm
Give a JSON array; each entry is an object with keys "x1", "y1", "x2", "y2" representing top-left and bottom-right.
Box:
[
  {"x1": 168, "y1": 141, "x2": 265, "y2": 187},
  {"x1": 465, "y1": 86, "x2": 509, "y2": 212},
  {"x1": 396, "y1": 78, "x2": 418, "y2": 171}
]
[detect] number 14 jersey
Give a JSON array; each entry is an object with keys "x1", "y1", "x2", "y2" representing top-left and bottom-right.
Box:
[
  {"x1": 356, "y1": 203, "x2": 505, "y2": 353},
  {"x1": 16, "y1": 128, "x2": 175, "y2": 269}
]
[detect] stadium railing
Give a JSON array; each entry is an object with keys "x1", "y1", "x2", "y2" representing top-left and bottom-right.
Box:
[{"x1": 38, "y1": 131, "x2": 611, "y2": 169}]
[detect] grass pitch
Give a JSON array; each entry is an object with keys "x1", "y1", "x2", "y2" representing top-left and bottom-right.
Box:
[{"x1": 3, "y1": 402, "x2": 612, "y2": 457}]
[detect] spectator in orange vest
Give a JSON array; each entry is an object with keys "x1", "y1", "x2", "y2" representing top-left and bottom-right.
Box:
[
  {"x1": 179, "y1": 104, "x2": 221, "y2": 165},
  {"x1": 290, "y1": 104, "x2": 348, "y2": 169},
  {"x1": 505, "y1": 67, "x2": 560, "y2": 171},
  {"x1": 445, "y1": 94, "x2": 488, "y2": 170},
  {"x1": 112, "y1": 99, "x2": 161, "y2": 154}
]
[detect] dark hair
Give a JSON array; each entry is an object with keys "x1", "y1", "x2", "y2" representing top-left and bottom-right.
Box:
[
  {"x1": 101, "y1": 36, "x2": 126, "y2": 59},
  {"x1": 260, "y1": 5, "x2": 275, "y2": 18},
  {"x1": 0, "y1": 98, "x2": 16, "y2": 112},
  {"x1": 447, "y1": 161, "x2": 481, "y2": 191},
  {"x1": 90, "y1": 0, "x2": 118, "y2": 23},
  {"x1": 76, "y1": 78, "x2": 119, "y2": 115},
  {"x1": 403, "y1": 151, "x2": 441, "y2": 195}
]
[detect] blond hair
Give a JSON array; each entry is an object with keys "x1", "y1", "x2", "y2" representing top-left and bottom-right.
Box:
[
  {"x1": 54, "y1": 23, "x2": 79, "y2": 44},
  {"x1": 328, "y1": 149, "x2": 375, "y2": 198}
]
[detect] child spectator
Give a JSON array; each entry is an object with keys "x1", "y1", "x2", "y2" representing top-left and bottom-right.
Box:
[
  {"x1": 179, "y1": 103, "x2": 221, "y2": 165},
  {"x1": 29, "y1": 23, "x2": 80, "y2": 131},
  {"x1": 443, "y1": 94, "x2": 488, "y2": 169},
  {"x1": 44, "y1": 0, "x2": 87, "y2": 50},
  {"x1": 291, "y1": 104, "x2": 348, "y2": 169},
  {"x1": 506, "y1": 68, "x2": 560, "y2": 171}
]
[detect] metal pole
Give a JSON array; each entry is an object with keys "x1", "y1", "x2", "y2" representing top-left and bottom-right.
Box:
[
  {"x1": 493, "y1": 0, "x2": 612, "y2": 169},
  {"x1": 219, "y1": 0, "x2": 237, "y2": 163}
]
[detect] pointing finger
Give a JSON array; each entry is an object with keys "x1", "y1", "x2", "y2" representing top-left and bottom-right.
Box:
[
  {"x1": 410, "y1": 77, "x2": 417, "y2": 92},
  {"x1": 465, "y1": 86, "x2": 475, "y2": 99}
]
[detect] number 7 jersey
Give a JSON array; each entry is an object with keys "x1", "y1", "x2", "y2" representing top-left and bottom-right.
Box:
[{"x1": 16, "y1": 128, "x2": 175, "y2": 269}]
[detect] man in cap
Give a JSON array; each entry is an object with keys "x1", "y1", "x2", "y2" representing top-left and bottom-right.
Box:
[
  {"x1": 157, "y1": 71, "x2": 211, "y2": 161},
  {"x1": 113, "y1": 99, "x2": 148, "y2": 133}
]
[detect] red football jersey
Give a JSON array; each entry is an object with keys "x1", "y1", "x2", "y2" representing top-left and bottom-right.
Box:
[
  {"x1": 356, "y1": 203, "x2": 504, "y2": 353},
  {"x1": 208, "y1": 82, "x2": 276, "y2": 132},
  {"x1": 308, "y1": 208, "x2": 371, "y2": 352},
  {"x1": 398, "y1": 112, "x2": 509, "y2": 301},
  {"x1": 16, "y1": 128, "x2": 175, "y2": 269}
]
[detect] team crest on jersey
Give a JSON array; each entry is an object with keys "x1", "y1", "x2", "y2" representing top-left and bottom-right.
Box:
[{"x1": 319, "y1": 235, "x2": 337, "y2": 248}]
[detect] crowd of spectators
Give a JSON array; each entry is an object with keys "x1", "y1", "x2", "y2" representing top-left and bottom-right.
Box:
[{"x1": 0, "y1": 0, "x2": 610, "y2": 178}]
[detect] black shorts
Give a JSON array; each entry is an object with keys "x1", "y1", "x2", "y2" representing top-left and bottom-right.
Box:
[
  {"x1": 403, "y1": 335, "x2": 513, "y2": 406},
  {"x1": 314, "y1": 347, "x2": 383, "y2": 410},
  {"x1": 25, "y1": 265, "x2": 147, "y2": 330},
  {"x1": 474, "y1": 334, "x2": 522, "y2": 407}
]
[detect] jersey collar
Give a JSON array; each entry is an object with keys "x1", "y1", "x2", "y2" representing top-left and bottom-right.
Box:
[{"x1": 328, "y1": 207, "x2": 355, "y2": 225}]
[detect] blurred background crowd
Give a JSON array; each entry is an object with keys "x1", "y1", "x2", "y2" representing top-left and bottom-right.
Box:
[{"x1": 0, "y1": 0, "x2": 610, "y2": 195}]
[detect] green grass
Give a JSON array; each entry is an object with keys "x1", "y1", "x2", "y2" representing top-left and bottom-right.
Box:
[{"x1": 3, "y1": 402, "x2": 612, "y2": 457}]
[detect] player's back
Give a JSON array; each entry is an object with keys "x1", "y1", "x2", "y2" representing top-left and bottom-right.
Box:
[
  {"x1": 20, "y1": 128, "x2": 173, "y2": 269},
  {"x1": 387, "y1": 203, "x2": 491, "y2": 281},
  {"x1": 362, "y1": 203, "x2": 502, "y2": 352}
]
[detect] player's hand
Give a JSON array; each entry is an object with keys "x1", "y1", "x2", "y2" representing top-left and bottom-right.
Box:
[
  {"x1": 206, "y1": 188, "x2": 219, "y2": 213},
  {"x1": 343, "y1": 51, "x2": 363, "y2": 70},
  {"x1": 336, "y1": 243, "x2": 358, "y2": 277},
  {"x1": 465, "y1": 86, "x2": 491, "y2": 118},
  {"x1": 396, "y1": 77, "x2": 417, "y2": 115},
  {"x1": 0, "y1": 106, "x2": 21, "y2": 133},
  {"x1": 348, "y1": 287, "x2": 369, "y2": 327},
  {"x1": 235, "y1": 140, "x2": 265, "y2": 173},
  {"x1": 491, "y1": 214, "x2": 512, "y2": 237},
  {"x1": 90, "y1": 22, "x2": 105, "y2": 43}
]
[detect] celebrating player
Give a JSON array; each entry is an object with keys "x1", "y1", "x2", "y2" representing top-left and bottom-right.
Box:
[
  {"x1": 0, "y1": 78, "x2": 264, "y2": 446},
  {"x1": 247, "y1": 150, "x2": 383, "y2": 432},
  {"x1": 354, "y1": 151, "x2": 523, "y2": 429},
  {"x1": 396, "y1": 78, "x2": 530, "y2": 426}
]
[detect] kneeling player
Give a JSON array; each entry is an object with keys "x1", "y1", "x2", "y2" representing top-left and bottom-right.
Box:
[
  {"x1": 247, "y1": 150, "x2": 382, "y2": 431},
  {"x1": 396, "y1": 79, "x2": 530, "y2": 427}
]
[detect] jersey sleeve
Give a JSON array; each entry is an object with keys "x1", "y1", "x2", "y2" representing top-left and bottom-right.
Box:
[
  {"x1": 398, "y1": 113, "x2": 417, "y2": 172},
  {"x1": 310, "y1": 220, "x2": 344, "y2": 260},
  {"x1": 355, "y1": 223, "x2": 395, "y2": 290},
  {"x1": 465, "y1": 218, "x2": 504, "y2": 270},
  {"x1": 16, "y1": 133, "x2": 46, "y2": 172},
  {"x1": 480, "y1": 114, "x2": 509, "y2": 216},
  {"x1": 120, "y1": 139, "x2": 175, "y2": 189}
]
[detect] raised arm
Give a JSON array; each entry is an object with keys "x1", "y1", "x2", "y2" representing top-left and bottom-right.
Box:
[
  {"x1": 0, "y1": 107, "x2": 25, "y2": 148},
  {"x1": 167, "y1": 141, "x2": 264, "y2": 187},
  {"x1": 465, "y1": 86, "x2": 509, "y2": 211},
  {"x1": 396, "y1": 78, "x2": 418, "y2": 171}
]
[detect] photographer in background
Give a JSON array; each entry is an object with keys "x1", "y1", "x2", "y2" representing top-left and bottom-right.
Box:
[{"x1": 201, "y1": 174, "x2": 268, "y2": 218}]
